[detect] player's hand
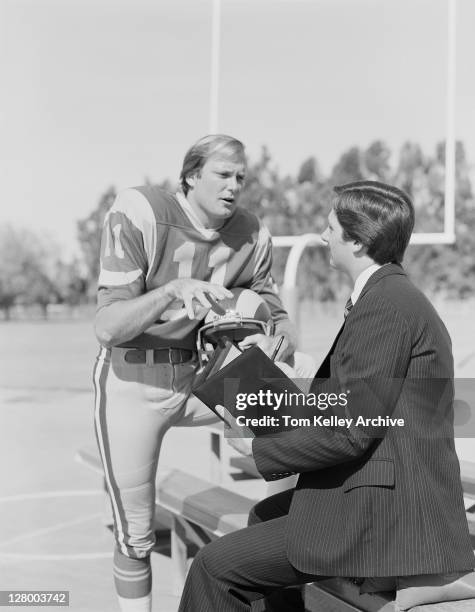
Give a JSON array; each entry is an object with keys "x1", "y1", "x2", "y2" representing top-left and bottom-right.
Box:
[
  {"x1": 215, "y1": 405, "x2": 254, "y2": 456},
  {"x1": 165, "y1": 279, "x2": 233, "y2": 320}
]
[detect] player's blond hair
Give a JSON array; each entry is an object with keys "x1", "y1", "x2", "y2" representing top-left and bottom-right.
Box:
[{"x1": 180, "y1": 134, "x2": 245, "y2": 195}]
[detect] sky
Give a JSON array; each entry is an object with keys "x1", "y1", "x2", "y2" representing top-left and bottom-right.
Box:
[{"x1": 1, "y1": 0, "x2": 474, "y2": 258}]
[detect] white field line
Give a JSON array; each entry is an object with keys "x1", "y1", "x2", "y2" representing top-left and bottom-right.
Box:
[
  {"x1": 0, "y1": 552, "x2": 113, "y2": 561},
  {"x1": 0, "y1": 489, "x2": 112, "y2": 561},
  {"x1": 0, "y1": 490, "x2": 102, "y2": 503},
  {"x1": 0, "y1": 512, "x2": 104, "y2": 547}
]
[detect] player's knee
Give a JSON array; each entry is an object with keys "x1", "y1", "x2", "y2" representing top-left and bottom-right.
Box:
[
  {"x1": 112, "y1": 482, "x2": 156, "y2": 556},
  {"x1": 113, "y1": 526, "x2": 155, "y2": 558},
  {"x1": 178, "y1": 395, "x2": 221, "y2": 427},
  {"x1": 112, "y1": 533, "x2": 153, "y2": 560}
]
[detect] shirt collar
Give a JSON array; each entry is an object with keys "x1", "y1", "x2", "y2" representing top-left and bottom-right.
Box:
[
  {"x1": 175, "y1": 191, "x2": 220, "y2": 239},
  {"x1": 351, "y1": 263, "x2": 385, "y2": 305}
]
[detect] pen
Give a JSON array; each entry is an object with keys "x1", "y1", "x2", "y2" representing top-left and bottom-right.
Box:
[
  {"x1": 270, "y1": 335, "x2": 285, "y2": 361},
  {"x1": 206, "y1": 294, "x2": 227, "y2": 316}
]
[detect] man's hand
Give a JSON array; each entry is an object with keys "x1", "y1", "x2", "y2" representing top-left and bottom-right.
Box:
[
  {"x1": 238, "y1": 333, "x2": 292, "y2": 362},
  {"x1": 165, "y1": 279, "x2": 233, "y2": 320},
  {"x1": 215, "y1": 405, "x2": 255, "y2": 456}
]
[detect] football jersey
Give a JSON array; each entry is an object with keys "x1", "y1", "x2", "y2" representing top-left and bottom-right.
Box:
[{"x1": 97, "y1": 185, "x2": 288, "y2": 349}]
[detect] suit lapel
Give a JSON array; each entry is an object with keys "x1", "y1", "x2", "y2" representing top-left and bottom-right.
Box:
[{"x1": 313, "y1": 264, "x2": 406, "y2": 382}]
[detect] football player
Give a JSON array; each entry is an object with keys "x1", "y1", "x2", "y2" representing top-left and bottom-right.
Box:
[{"x1": 93, "y1": 134, "x2": 301, "y2": 612}]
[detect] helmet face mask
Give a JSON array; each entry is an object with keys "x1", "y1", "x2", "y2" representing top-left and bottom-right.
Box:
[{"x1": 197, "y1": 288, "x2": 272, "y2": 366}]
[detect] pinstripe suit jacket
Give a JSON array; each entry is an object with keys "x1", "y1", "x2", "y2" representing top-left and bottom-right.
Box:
[{"x1": 253, "y1": 264, "x2": 474, "y2": 577}]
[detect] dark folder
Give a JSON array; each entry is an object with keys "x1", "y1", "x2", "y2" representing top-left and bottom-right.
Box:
[{"x1": 192, "y1": 343, "x2": 305, "y2": 436}]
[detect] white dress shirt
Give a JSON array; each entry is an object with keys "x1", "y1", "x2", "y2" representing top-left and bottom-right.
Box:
[{"x1": 350, "y1": 263, "x2": 385, "y2": 306}]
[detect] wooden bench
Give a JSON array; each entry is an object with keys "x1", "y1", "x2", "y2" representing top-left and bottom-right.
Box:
[
  {"x1": 460, "y1": 460, "x2": 475, "y2": 497},
  {"x1": 460, "y1": 461, "x2": 475, "y2": 538},
  {"x1": 304, "y1": 579, "x2": 475, "y2": 611},
  {"x1": 305, "y1": 579, "x2": 396, "y2": 612}
]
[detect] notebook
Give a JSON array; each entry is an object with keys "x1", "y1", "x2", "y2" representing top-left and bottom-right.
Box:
[{"x1": 192, "y1": 343, "x2": 305, "y2": 436}]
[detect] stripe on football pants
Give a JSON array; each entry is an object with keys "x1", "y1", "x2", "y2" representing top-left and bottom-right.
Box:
[{"x1": 93, "y1": 346, "x2": 130, "y2": 557}]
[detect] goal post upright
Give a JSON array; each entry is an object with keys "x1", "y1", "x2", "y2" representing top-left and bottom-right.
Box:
[
  {"x1": 209, "y1": 0, "x2": 221, "y2": 134},
  {"x1": 444, "y1": 0, "x2": 456, "y2": 243},
  {"x1": 272, "y1": 0, "x2": 457, "y2": 334}
]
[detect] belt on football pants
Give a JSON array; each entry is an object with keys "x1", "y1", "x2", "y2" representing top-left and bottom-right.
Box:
[{"x1": 124, "y1": 348, "x2": 196, "y2": 365}]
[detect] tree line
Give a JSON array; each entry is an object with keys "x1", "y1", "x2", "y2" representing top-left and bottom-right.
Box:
[{"x1": 1, "y1": 140, "x2": 474, "y2": 319}]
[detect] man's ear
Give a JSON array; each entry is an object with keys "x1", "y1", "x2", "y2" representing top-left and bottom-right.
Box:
[
  {"x1": 353, "y1": 242, "x2": 368, "y2": 258},
  {"x1": 186, "y1": 170, "x2": 202, "y2": 191}
]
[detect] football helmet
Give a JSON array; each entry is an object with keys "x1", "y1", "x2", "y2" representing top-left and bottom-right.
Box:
[{"x1": 197, "y1": 287, "x2": 272, "y2": 364}]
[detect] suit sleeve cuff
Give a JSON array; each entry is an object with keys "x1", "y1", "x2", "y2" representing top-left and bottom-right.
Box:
[{"x1": 252, "y1": 436, "x2": 297, "y2": 482}]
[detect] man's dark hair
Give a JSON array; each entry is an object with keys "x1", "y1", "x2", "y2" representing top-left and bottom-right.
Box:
[
  {"x1": 180, "y1": 134, "x2": 245, "y2": 196},
  {"x1": 333, "y1": 180, "x2": 415, "y2": 264}
]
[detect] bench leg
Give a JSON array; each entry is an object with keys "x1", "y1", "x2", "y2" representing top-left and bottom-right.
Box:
[
  {"x1": 210, "y1": 430, "x2": 223, "y2": 483},
  {"x1": 171, "y1": 516, "x2": 189, "y2": 596},
  {"x1": 210, "y1": 429, "x2": 236, "y2": 485}
]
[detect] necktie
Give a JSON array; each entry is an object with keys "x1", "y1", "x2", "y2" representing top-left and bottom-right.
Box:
[{"x1": 344, "y1": 297, "x2": 353, "y2": 319}]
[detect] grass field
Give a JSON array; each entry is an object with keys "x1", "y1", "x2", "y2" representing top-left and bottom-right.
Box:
[{"x1": 0, "y1": 301, "x2": 473, "y2": 611}]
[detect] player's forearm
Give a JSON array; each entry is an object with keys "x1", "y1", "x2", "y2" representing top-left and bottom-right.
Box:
[{"x1": 94, "y1": 284, "x2": 176, "y2": 348}]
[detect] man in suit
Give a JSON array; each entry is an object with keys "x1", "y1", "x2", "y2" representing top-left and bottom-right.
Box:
[{"x1": 178, "y1": 180, "x2": 475, "y2": 612}]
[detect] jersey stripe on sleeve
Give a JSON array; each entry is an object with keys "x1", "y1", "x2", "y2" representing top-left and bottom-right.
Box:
[{"x1": 97, "y1": 189, "x2": 157, "y2": 308}]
